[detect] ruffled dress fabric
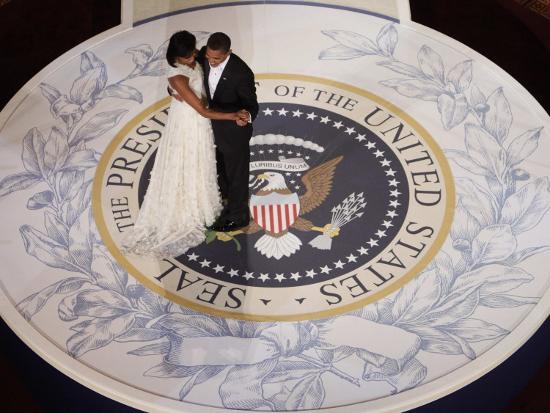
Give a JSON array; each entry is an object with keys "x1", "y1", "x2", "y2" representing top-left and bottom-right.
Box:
[{"x1": 121, "y1": 63, "x2": 222, "y2": 258}]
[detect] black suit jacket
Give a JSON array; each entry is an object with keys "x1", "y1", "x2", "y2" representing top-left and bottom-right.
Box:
[{"x1": 197, "y1": 46, "x2": 259, "y2": 121}]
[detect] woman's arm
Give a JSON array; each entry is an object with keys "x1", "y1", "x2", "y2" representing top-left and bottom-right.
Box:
[{"x1": 168, "y1": 74, "x2": 238, "y2": 121}]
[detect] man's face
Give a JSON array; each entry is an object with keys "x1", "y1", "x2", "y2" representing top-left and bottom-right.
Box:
[{"x1": 205, "y1": 47, "x2": 231, "y2": 67}]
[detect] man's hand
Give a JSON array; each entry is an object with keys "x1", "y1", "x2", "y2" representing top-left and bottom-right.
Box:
[
  {"x1": 167, "y1": 86, "x2": 183, "y2": 102},
  {"x1": 236, "y1": 109, "x2": 250, "y2": 126}
]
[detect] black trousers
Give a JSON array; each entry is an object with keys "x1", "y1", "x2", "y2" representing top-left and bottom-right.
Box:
[{"x1": 211, "y1": 120, "x2": 252, "y2": 218}]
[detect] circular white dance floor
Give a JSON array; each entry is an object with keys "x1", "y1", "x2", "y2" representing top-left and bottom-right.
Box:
[{"x1": 1, "y1": 2, "x2": 549, "y2": 412}]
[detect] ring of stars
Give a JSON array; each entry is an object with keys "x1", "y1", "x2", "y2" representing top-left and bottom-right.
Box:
[{"x1": 183, "y1": 106, "x2": 404, "y2": 284}]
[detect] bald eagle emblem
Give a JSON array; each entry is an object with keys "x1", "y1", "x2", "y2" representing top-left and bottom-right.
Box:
[{"x1": 246, "y1": 156, "x2": 343, "y2": 259}]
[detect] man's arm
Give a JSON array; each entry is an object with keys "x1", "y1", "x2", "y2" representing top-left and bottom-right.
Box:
[{"x1": 236, "y1": 67, "x2": 259, "y2": 122}]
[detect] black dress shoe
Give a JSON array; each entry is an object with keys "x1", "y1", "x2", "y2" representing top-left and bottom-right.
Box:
[
  {"x1": 219, "y1": 218, "x2": 250, "y2": 232},
  {"x1": 208, "y1": 214, "x2": 229, "y2": 231},
  {"x1": 218, "y1": 211, "x2": 251, "y2": 231}
]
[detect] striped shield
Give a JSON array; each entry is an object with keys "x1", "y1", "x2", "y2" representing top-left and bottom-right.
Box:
[{"x1": 250, "y1": 192, "x2": 300, "y2": 234}]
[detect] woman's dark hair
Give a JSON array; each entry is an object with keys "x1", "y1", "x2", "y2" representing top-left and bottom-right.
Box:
[
  {"x1": 166, "y1": 30, "x2": 196, "y2": 67},
  {"x1": 207, "y1": 32, "x2": 231, "y2": 52}
]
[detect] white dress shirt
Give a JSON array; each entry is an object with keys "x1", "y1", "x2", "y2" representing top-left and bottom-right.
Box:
[{"x1": 208, "y1": 54, "x2": 231, "y2": 99}]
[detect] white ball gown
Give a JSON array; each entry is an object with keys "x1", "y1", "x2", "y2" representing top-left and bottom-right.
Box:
[{"x1": 121, "y1": 63, "x2": 222, "y2": 258}]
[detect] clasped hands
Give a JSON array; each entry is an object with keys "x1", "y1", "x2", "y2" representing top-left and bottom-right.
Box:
[{"x1": 235, "y1": 109, "x2": 250, "y2": 126}]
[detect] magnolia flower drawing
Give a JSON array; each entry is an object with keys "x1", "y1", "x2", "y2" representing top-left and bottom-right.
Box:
[{"x1": 0, "y1": 21, "x2": 547, "y2": 411}]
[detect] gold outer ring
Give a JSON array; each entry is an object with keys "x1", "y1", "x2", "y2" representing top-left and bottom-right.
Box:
[{"x1": 93, "y1": 74, "x2": 456, "y2": 321}]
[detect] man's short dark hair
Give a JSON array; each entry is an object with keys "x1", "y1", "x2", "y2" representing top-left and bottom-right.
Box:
[{"x1": 207, "y1": 32, "x2": 231, "y2": 52}]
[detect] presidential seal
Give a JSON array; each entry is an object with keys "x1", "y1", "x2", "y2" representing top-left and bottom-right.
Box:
[{"x1": 93, "y1": 74, "x2": 454, "y2": 321}]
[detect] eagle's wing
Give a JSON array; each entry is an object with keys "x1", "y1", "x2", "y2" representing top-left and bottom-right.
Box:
[{"x1": 299, "y1": 156, "x2": 343, "y2": 214}]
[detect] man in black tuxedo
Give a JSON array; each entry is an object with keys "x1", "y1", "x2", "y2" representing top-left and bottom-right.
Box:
[{"x1": 197, "y1": 32, "x2": 258, "y2": 232}]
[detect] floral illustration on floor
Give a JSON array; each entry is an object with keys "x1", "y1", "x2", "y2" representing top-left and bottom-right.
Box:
[{"x1": 0, "y1": 24, "x2": 547, "y2": 410}]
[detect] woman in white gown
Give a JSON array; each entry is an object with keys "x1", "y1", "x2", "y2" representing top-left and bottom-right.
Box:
[{"x1": 122, "y1": 31, "x2": 245, "y2": 258}]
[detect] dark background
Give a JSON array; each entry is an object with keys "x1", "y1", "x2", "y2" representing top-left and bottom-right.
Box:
[{"x1": 0, "y1": 0, "x2": 548, "y2": 411}]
